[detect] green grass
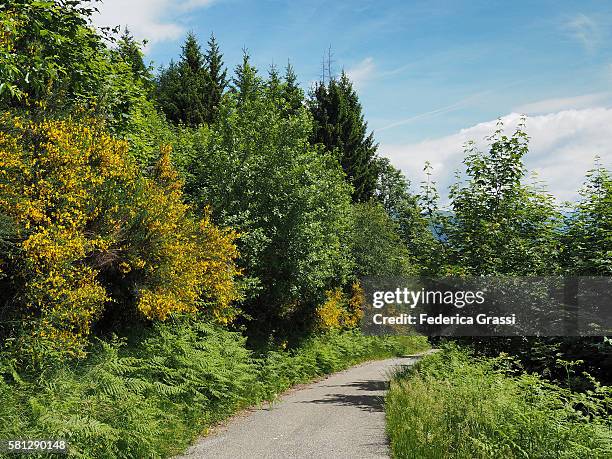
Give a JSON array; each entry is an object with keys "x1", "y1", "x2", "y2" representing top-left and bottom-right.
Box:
[
  {"x1": 0, "y1": 319, "x2": 428, "y2": 458},
  {"x1": 385, "y1": 344, "x2": 611, "y2": 459}
]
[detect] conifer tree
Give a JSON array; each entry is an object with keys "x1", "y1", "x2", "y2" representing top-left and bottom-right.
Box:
[
  {"x1": 267, "y1": 64, "x2": 281, "y2": 91},
  {"x1": 116, "y1": 28, "x2": 150, "y2": 83},
  {"x1": 203, "y1": 33, "x2": 227, "y2": 123},
  {"x1": 155, "y1": 33, "x2": 208, "y2": 126},
  {"x1": 308, "y1": 71, "x2": 379, "y2": 202},
  {"x1": 281, "y1": 62, "x2": 304, "y2": 117},
  {"x1": 232, "y1": 51, "x2": 261, "y2": 104},
  {"x1": 266, "y1": 63, "x2": 282, "y2": 106},
  {"x1": 182, "y1": 32, "x2": 204, "y2": 72}
]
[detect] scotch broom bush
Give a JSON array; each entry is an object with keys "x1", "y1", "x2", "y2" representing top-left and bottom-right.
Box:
[
  {"x1": 0, "y1": 114, "x2": 240, "y2": 363},
  {"x1": 315, "y1": 282, "x2": 364, "y2": 331}
]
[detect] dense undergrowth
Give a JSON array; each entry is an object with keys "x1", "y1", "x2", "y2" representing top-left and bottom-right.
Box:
[
  {"x1": 0, "y1": 319, "x2": 428, "y2": 458},
  {"x1": 386, "y1": 345, "x2": 611, "y2": 459}
]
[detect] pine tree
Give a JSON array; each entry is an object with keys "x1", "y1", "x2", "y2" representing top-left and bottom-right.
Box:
[
  {"x1": 308, "y1": 70, "x2": 379, "y2": 202},
  {"x1": 203, "y1": 33, "x2": 227, "y2": 123}
]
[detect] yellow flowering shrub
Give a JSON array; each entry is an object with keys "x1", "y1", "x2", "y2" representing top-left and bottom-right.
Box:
[
  {"x1": 315, "y1": 282, "x2": 364, "y2": 331},
  {"x1": 316, "y1": 289, "x2": 344, "y2": 330},
  {"x1": 345, "y1": 282, "x2": 365, "y2": 327},
  {"x1": 0, "y1": 114, "x2": 240, "y2": 361},
  {"x1": 132, "y1": 146, "x2": 241, "y2": 323}
]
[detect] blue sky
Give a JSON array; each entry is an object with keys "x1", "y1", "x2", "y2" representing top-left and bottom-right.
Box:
[{"x1": 94, "y1": 0, "x2": 612, "y2": 203}]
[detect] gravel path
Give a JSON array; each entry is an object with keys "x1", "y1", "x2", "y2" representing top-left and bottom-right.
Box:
[{"x1": 178, "y1": 354, "x2": 426, "y2": 459}]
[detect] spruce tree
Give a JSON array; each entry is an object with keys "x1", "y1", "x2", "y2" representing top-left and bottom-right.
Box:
[
  {"x1": 281, "y1": 62, "x2": 304, "y2": 117},
  {"x1": 267, "y1": 64, "x2": 281, "y2": 93},
  {"x1": 203, "y1": 33, "x2": 227, "y2": 123},
  {"x1": 266, "y1": 63, "x2": 282, "y2": 107},
  {"x1": 117, "y1": 28, "x2": 150, "y2": 82},
  {"x1": 182, "y1": 32, "x2": 204, "y2": 72},
  {"x1": 155, "y1": 33, "x2": 208, "y2": 126},
  {"x1": 308, "y1": 71, "x2": 378, "y2": 202},
  {"x1": 232, "y1": 51, "x2": 260, "y2": 104},
  {"x1": 266, "y1": 62, "x2": 305, "y2": 116},
  {"x1": 155, "y1": 60, "x2": 181, "y2": 122}
]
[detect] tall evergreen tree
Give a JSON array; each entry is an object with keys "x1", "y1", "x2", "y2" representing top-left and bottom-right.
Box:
[
  {"x1": 182, "y1": 32, "x2": 204, "y2": 72},
  {"x1": 203, "y1": 33, "x2": 227, "y2": 123},
  {"x1": 281, "y1": 62, "x2": 304, "y2": 117},
  {"x1": 232, "y1": 51, "x2": 261, "y2": 104},
  {"x1": 266, "y1": 63, "x2": 282, "y2": 106},
  {"x1": 308, "y1": 71, "x2": 379, "y2": 202},
  {"x1": 267, "y1": 64, "x2": 281, "y2": 92},
  {"x1": 155, "y1": 33, "x2": 208, "y2": 126},
  {"x1": 116, "y1": 28, "x2": 150, "y2": 83}
]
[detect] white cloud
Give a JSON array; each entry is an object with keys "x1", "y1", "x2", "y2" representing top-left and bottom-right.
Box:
[
  {"x1": 91, "y1": 0, "x2": 216, "y2": 47},
  {"x1": 565, "y1": 13, "x2": 601, "y2": 52},
  {"x1": 380, "y1": 108, "x2": 612, "y2": 205},
  {"x1": 346, "y1": 57, "x2": 376, "y2": 91},
  {"x1": 514, "y1": 92, "x2": 612, "y2": 114}
]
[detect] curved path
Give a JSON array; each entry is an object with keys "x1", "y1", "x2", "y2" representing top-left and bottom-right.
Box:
[{"x1": 178, "y1": 354, "x2": 426, "y2": 459}]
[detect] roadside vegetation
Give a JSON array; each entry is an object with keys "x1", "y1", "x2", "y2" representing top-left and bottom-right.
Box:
[
  {"x1": 384, "y1": 101, "x2": 611, "y2": 459},
  {"x1": 386, "y1": 345, "x2": 611, "y2": 459},
  {"x1": 1, "y1": 319, "x2": 427, "y2": 458}
]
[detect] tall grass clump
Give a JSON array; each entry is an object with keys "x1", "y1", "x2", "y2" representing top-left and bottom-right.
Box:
[{"x1": 386, "y1": 344, "x2": 611, "y2": 459}]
